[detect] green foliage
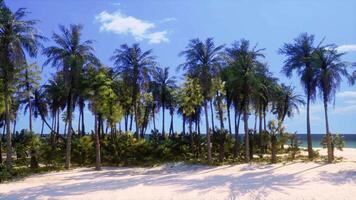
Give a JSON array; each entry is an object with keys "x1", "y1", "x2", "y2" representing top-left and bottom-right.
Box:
[
  {"x1": 287, "y1": 133, "x2": 301, "y2": 160},
  {"x1": 12, "y1": 130, "x2": 41, "y2": 166},
  {"x1": 321, "y1": 134, "x2": 345, "y2": 151},
  {"x1": 38, "y1": 134, "x2": 65, "y2": 167},
  {"x1": 71, "y1": 135, "x2": 94, "y2": 166}
]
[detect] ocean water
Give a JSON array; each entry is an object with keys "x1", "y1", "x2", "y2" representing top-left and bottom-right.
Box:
[{"x1": 296, "y1": 134, "x2": 356, "y2": 148}]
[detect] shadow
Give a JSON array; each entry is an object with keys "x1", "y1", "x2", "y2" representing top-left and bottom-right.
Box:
[
  {"x1": 318, "y1": 170, "x2": 356, "y2": 185},
  {"x1": 1, "y1": 163, "x2": 333, "y2": 200}
]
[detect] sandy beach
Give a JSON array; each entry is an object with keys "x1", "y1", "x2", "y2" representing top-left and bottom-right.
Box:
[{"x1": 1, "y1": 148, "x2": 356, "y2": 200}]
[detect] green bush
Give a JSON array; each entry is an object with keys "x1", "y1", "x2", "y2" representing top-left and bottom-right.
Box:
[
  {"x1": 12, "y1": 130, "x2": 41, "y2": 168},
  {"x1": 71, "y1": 135, "x2": 95, "y2": 166}
]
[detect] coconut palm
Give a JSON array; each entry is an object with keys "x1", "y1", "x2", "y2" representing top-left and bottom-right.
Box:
[
  {"x1": 178, "y1": 77, "x2": 203, "y2": 151},
  {"x1": 43, "y1": 24, "x2": 99, "y2": 169},
  {"x1": 273, "y1": 84, "x2": 305, "y2": 122},
  {"x1": 43, "y1": 73, "x2": 67, "y2": 136},
  {"x1": 313, "y1": 45, "x2": 349, "y2": 163},
  {"x1": 0, "y1": 3, "x2": 44, "y2": 167},
  {"x1": 151, "y1": 66, "x2": 176, "y2": 136},
  {"x1": 279, "y1": 33, "x2": 318, "y2": 159},
  {"x1": 180, "y1": 38, "x2": 224, "y2": 164},
  {"x1": 111, "y1": 44, "x2": 155, "y2": 138},
  {"x1": 225, "y1": 39, "x2": 265, "y2": 162},
  {"x1": 18, "y1": 63, "x2": 41, "y2": 133}
]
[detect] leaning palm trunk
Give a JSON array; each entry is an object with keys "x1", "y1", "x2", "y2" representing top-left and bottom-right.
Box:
[
  {"x1": 306, "y1": 94, "x2": 313, "y2": 159},
  {"x1": 65, "y1": 93, "x2": 73, "y2": 169},
  {"x1": 204, "y1": 102, "x2": 212, "y2": 164},
  {"x1": 94, "y1": 114, "x2": 101, "y2": 170},
  {"x1": 323, "y1": 99, "x2": 333, "y2": 163},
  {"x1": 5, "y1": 95, "x2": 12, "y2": 168}
]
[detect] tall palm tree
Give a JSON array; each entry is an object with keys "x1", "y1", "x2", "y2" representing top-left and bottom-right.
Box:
[
  {"x1": 178, "y1": 77, "x2": 203, "y2": 151},
  {"x1": 225, "y1": 39, "x2": 265, "y2": 162},
  {"x1": 44, "y1": 73, "x2": 67, "y2": 136},
  {"x1": 279, "y1": 33, "x2": 318, "y2": 159},
  {"x1": 273, "y1": 84, "x2": 305, "y2": 123},
  {"x1": 180, "y1": 38, "x2": 224, "y2": 164},
  {"x1": 43, "y1": 24, "x2": 99, "y2": 169},
  {"x1": 0, "y1": 4, "x2": 44, "y2": 167},
  {"x1": 18, "y1": 63, "x2": 41, "y2": 133},
  {"x1": 313, "y1": 45, "x2": 349, "y2": 163},
  {"x1": 111, "y1": 44, "x2": 155, "y2": 138},
  {"x1": 151, "y1": 66, "x2": 176, "y2": 136}
]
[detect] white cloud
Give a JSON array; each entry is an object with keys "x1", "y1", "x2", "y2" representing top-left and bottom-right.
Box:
[
  {"x1": 337, "y1": 91, "x2": 356, "y2": 98},
  {"x1": 333, "y1": 104, "x2": 356, "y2": 114},
  {"x1": 336, "y1": 44, "x2": 356, "y2": 53},
  {"x1": 95, "y1": 11, "x2": 169, "y2": 44}
]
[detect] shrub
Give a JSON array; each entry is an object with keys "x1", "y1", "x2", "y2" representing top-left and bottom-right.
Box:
[{"x1": 71, "y1": 135, "x2": 95, "y2": 166}]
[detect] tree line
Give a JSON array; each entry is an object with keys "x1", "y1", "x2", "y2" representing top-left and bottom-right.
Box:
[{"x1": 1, "y1": 1, "x2": 355, "y2": 171}]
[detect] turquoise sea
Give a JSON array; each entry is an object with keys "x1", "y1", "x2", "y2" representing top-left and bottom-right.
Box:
[{"x1": 296, "y1": 134, "x2": 356, "y2": 148}]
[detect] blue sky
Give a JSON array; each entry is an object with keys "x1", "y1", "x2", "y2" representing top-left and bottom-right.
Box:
[{"x1": 6, "y1": 0, "x2": 356, "y2": 134}]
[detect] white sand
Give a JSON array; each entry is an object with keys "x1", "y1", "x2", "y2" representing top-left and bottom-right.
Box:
[{"x1": 1, "y1": 148, "x2": 356, "y2": 200}]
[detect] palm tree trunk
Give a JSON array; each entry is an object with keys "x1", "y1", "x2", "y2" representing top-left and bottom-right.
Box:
[
  {"x1": 129, "y1": 114, "x2": 133, "y2": 131},
  {"x1": 77, "y1": 111, "x2": 81, "y2": 136},
  {"x1": 271, "y1": 134, "x2": 277, "y2": 163},
  {"x1": 5, "y1": 95, "x2": 12, "y2": 168},
  {"x1": 65, "y1": 93, "x2": 73, "y2": 169},
  {"x1": 323, "y1": 99, "x2": 333, "y2": 163},
  {"x1": 204, "y1": 102, "x2": 212, "y2": 164},
  {"x1": 182, "y1": 115, "x2": 186, "y2": 135},
  {"x1": 234, "y1": 109, "x2": 241, "y2": 158},
  {"x1": 94, "y1": 114, "x2": 101, "y2": 170},
  {"x1": 134, "y1": 105, "x2": 140, "y2": 139},
  {"x1": 227, "y1": 106, "x2": 232, "y2": 135},
  {"x1": 29, "y1": 96, "x2": 33, "y2": 133},
  {"x1": 217, "y1": 93, "x2": 224, "y2": 130},
  {"x1": 152, "y1": 107, "x2": 156, "y2": 131},
  {"x1": 169, "y1": 112, "x2": 174, "y2": 135},
  {"x1": 124, "y1": 114, "x2": 128, "y2": 132},
  {"x1": 41, "y1": 121, "x2": 44, "y2": 136},
  {"x1": 13, "y1": 120, "x2": 16, "y2": 136},
  {"x1": 210, "y1": 101, "x2": 215, "y2": 133},
  {"x1": 306, "y1": 95, "x2": 313, "y2": 159},
  {"x1": 0, "y1": 134, "x2": 2, "y2": 164},
  {"x1": 81, "y1": 108, "x2": 85, "y2": 135},
  {"x1": 162, "y1": 104, "x2": 165, "y2": 136},
  {"x1": 189, "y1": 116, "x2": 193, "y2": 152},
  {"x1": 243, "y1": 108, "x2": 250, "y2": 163},
  {"x1": 56, "y1": 110, "x2": 60, "y2": 135}
]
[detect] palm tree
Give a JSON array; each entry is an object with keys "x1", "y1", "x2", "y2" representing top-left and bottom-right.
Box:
[
  {"x1": 111, "y1": 44, "x2": 155, "y2": 138},
  {"x1": 178, "y1": 77, "x2": 203, "y2": 151},
  {"x1": 273, "y1": 84, "x2": 305, "y2": 123},
  {"x1": 180, "y1": 38, "x2": 224, "y2": 164},
  {"x1": 43, "y1": 24, "x2": 99, "y2": 169},
  {"x1": 151, "y1": 66, "x2": 176, "y2": 136},
  {"x1": 313, "y1": 45, "x2": 349, "y2": 163},
  {"x1": 44, "y1": 73, "x2": 67, "y2": 136},
  {"x1": 225, "y1": 39, "x2": 265, "y2": 162},
  {"x1": 279, "y1": 33, "x2": 318, "y2": 159},
  {"x1": 18, "y1": 63, "x2": 41, "y2": 133},
  {"x1": 88, "y1": 66, "x2": 121, "y2": 170},
  {"x1": 0, "y1": 4, "x2": 44, "y2": 167}
]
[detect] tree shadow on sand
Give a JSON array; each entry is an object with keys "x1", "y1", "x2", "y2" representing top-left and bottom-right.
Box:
[{"x1": 0, "y1": 163, "x2": 332, "y2": 200}]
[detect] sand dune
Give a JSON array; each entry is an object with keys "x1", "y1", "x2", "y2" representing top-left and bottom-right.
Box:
[{"x1": 1, "y1": 148, "x2": 356, "y2": 200}]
